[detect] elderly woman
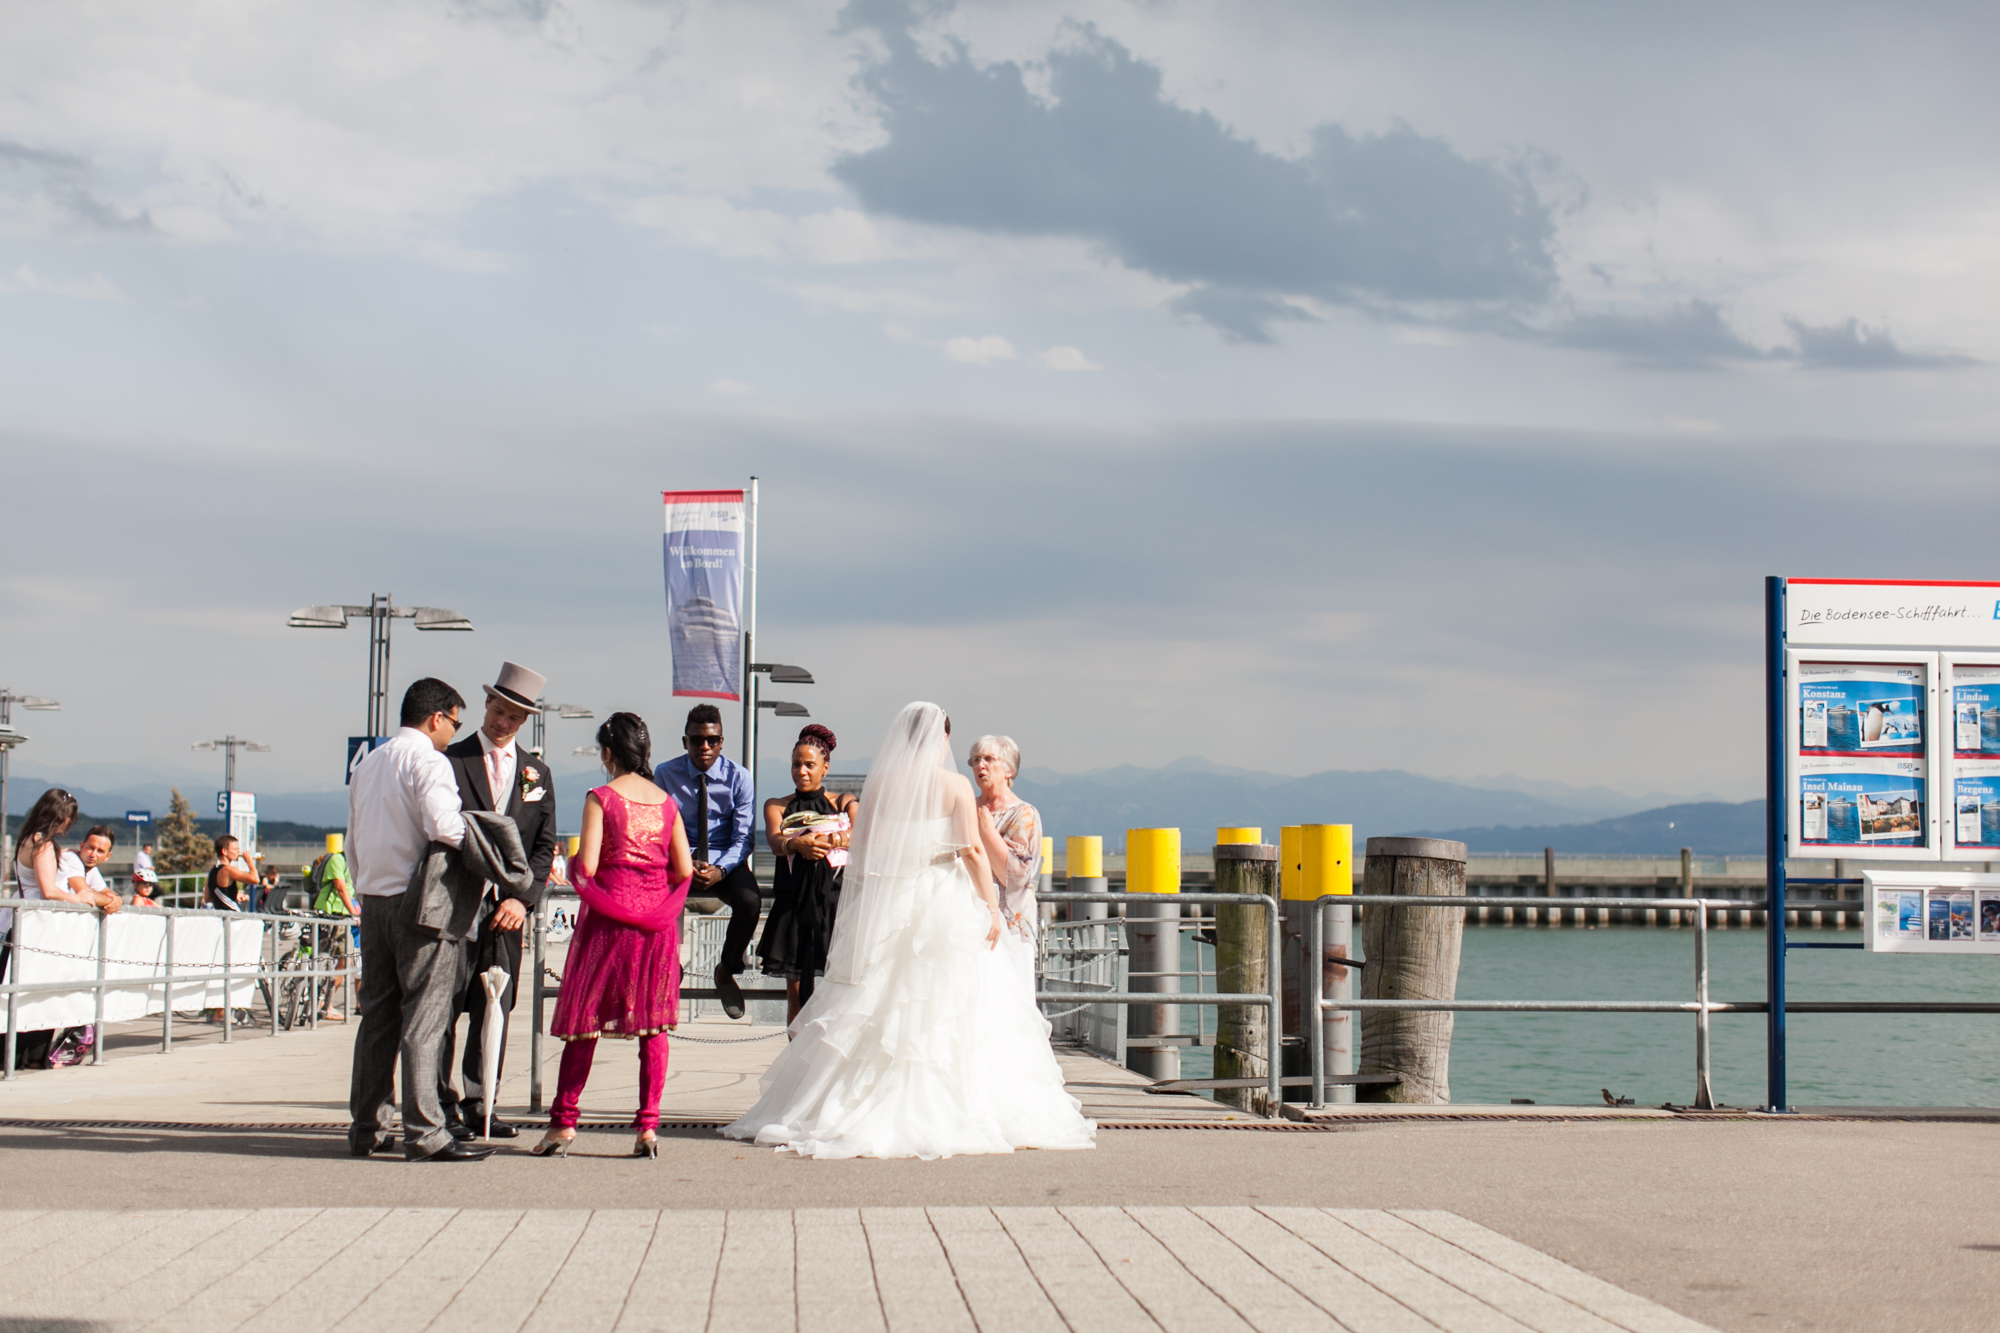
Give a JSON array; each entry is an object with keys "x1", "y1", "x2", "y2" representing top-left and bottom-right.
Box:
[{"x1": 968, "y1": 734, "x2": 1043, "y2": 996}]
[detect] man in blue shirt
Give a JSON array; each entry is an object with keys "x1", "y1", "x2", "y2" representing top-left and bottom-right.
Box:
[{"x1": 654, "y1": 703, "x2": 760, "y2": 1018}]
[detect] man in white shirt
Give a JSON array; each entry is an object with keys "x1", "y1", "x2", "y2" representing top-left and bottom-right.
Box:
[
  {"x1": 61, "y1": 827, "x2": 123, "y2": 912},
  {"x1": 345, "y1": 677, "x2": 494, "y2": 1163}
]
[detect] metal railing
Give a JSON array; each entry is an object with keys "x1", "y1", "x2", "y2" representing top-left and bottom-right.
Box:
[
  {"x1": 1306, "y1": 892, "x2": 2000, "y2": 1111},
  {"x1": 525, "y1": 888, "x2": 1294, "y2": 1119},
  {"x1": 1039, "y1": 891, "x2": 1284, "y2": 1115},
  {"x1": 1, "y1": 896, "x2": 357, "y2": 1078}
]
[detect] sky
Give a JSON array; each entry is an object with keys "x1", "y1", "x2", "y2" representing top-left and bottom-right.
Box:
[{"x1": 3, "y1": 0, "x2": 1997, "y2": 807}]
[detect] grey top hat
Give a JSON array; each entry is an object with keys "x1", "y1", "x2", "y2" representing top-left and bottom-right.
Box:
[{"x1": 482, "y1": 661, "x2": 546, "y2": 713}]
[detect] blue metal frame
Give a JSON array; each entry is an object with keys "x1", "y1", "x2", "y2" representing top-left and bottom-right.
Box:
[{"x1": 1765, "y1": 574, "x2": 1790, "y2": 1113}]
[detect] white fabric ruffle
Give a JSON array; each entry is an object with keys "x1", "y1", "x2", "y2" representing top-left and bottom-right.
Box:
[{"x1": 721, "y1": 858, "x2": 1095, "y2": 1160}]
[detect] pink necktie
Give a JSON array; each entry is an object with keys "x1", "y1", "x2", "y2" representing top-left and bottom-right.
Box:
[{"x1": 488, "y1": 748, "x2": 504, "y2": 806}]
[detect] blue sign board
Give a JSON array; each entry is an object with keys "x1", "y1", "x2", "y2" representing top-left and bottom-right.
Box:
[
  {"x1": 125, "y1": 810, "x2": 150, "y2": 825},
  {"x1": 216, "y1": 790, "x2": 228, "y2": 814},
  {"x1": 346, "y1": 736, "x2": 387, "y2": 785}
]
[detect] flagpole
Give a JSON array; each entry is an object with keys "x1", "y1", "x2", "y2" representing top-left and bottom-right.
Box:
[{"x1": 742, "y1": 476, "x2": 758, "y2": 773}]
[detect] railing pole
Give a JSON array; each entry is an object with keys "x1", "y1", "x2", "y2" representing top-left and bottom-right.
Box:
[
  {"x1": 92, "y1": 909, "x2": 107, "y2": 1063},
  {"x1": 222, "y1": 915, "x2": 233, "y2": 1043},
  {"x1": 5, "y1": 918, "x2": 18, "y2": 1079},
  {"x1": 530, "y1": 899, "x2": 545, "y2": 1114},
  {"x1": 1695, "y1": 900, "x2": 1715, "y2": 1109},
  {"x1": 1309, "y1": 899, "x2": 1325, "y2": 1107},
  {"x1": 161, "y1": 910, "x2": 174, "y2": 1054},
  {"x1": 269, "y1": 921, "x2": 279, "y2": 1037},
  {"x1": 1264, "y1": 893, "x2": 1282, "y2": 1117}
]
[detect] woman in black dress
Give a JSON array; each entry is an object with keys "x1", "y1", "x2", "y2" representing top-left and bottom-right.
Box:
[{"x1": 758, "y1": 724, "x2": 858, "y2": 1023}]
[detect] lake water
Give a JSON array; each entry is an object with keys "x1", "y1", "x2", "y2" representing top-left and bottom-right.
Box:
[{"x1": 1175, "y1": 924, "x2": 2000, "y2": 1108}]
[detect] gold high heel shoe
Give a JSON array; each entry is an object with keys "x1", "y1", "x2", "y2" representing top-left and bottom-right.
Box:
[
  {"x1": 531, "y1": 1131, "x2": 575, "y2": 1158},
  {"x1": 634, "y1": 1131, "x2": 658, "y2": 1159}
]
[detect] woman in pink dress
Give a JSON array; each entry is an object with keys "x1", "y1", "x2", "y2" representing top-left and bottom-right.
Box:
[{"x1": 534, "y1": 713, "x2": 693, "y2": 1159}]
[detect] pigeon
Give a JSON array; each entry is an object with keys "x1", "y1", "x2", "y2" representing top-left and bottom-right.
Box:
[{"x1": 1601, "y1": 1088, "x2": 1635, "y2": 1106}]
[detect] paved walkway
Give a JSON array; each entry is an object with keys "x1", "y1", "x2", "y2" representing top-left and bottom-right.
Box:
[
  {"x1": 0, "y1": 1009, "x2": 1254, "y2": 1127},
  {"x1": 0, "y1": 1206, "x2": 1712, "y2": 1332}
]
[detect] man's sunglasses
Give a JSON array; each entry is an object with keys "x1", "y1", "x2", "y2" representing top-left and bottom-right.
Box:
[{"x1": 685, "y1": 734, "x2": 725, "y2": 749}]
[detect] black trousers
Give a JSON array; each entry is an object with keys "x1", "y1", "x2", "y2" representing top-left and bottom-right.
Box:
[
  {"x1": 438, "y1": 907, "x2": 522, "y2": 1120},
  {"x1": 712, "y1": 861, "x2": 761, "y2": 975}
]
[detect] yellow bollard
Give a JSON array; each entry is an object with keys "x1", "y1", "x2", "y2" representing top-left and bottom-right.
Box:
[
  {"x1": 1302, "y1": 824, "x2": 1356, "y2": 1104},
  {"x1": 1068, "y1": 835, "x2": 1103, "y2": 880},
  {"x1": 1124, "y1": 828, "x2": 1182, "y2": 1081},
  {"x1": 1126, "y1": 827, "x2": 1181, "y2": 893},
  {"x1": 1217, "y1": 826, "x2": 1262, "y2": 846},
  {"x1": 1301, "y1": 825, "x2": 1353, "y2": 897},
  {"x1": 1041, "y1": 836, "x2": 1054, "y2": 877}
]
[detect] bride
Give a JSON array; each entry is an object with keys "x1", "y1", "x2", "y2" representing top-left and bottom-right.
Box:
[{"x1": 722, "y1": 702, "x2": 1096, "y2": 1159}]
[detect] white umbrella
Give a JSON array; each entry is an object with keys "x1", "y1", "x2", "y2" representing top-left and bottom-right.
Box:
[{"x1": 478, "y1": 965, "x2": 510, "y2": 1141}]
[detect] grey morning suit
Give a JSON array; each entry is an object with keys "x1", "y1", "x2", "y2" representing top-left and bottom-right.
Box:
[{"x1": 348, "y1": 813, "x2": 530, "y2": 1158}]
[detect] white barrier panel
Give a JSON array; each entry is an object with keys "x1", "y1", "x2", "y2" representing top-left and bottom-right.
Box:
[{"x1": 12, "y1": 911, "x2": 265, "y2": 1028}]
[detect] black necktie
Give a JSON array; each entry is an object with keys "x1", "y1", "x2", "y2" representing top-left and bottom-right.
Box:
[{"x1": 696, "y1": 770, "x2": 710, "y2": 863}]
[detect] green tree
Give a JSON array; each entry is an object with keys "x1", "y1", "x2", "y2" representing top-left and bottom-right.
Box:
[{"x1": 155, "y1": 788, "x2": 211, "y2": 876}]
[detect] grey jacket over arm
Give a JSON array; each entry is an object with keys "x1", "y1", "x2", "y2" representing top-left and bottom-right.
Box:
[{"x1": 406, "y1": 810, "x2": 533, "y2": 942}]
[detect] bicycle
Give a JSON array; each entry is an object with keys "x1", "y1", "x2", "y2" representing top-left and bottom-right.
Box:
[{"x1": 261, "y1": 910, "x2": 352, "y2": 1030}]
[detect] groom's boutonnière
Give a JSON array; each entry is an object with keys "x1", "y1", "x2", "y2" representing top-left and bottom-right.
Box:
[{"x1": 520, "y1": 764, "x2": 546, "y2": 804}]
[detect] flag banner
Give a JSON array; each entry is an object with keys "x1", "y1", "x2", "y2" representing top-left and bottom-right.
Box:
[{"x1": 663, "y1": 489, "x2": 746, "y2": 700}]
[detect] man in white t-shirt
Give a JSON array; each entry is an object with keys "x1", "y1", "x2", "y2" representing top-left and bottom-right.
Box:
[{"x1": 61, "y1": 827, "x2": 123, "y2": 912}]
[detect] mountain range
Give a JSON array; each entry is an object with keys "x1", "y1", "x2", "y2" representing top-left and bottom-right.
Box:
[{"x1": 5, "y1": 757, "x2": 1760, "y2": 855}]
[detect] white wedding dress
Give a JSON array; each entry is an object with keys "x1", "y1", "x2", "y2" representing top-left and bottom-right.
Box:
[{"x1": 723, "y1": 706, "x2": 1095, "y2": 1160}]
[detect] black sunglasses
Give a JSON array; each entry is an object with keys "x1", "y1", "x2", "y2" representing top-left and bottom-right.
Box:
[{"x1": 685, "y1": 733, "x2": 725, "y2": 748}]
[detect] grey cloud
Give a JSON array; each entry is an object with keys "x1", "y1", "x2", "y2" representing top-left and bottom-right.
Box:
[
  {"x1": 1784, "y1": 316, "x2": 1979, "y2": 371},
  {"x1": 834, "y1": 5, "x2": 1556, "y2": 340},
  {"x1": 0, "y1": 138, "x2": 152, "y2": 233},
  {"x1": 1549, "y1": 300, "x2": 1773, "y2": 369},
  {"x1": 1166, "y1": 288, "x2": 1317, "y2": 344}
]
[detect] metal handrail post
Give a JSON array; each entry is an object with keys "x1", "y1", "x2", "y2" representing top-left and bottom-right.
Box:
[
  {"x1": 529, "y1": 899, "x2": 546, "y2": 1114},
  {"x1": 268, "y1": 921, "x2": 279, "y2": 1037},
  {"x1": 161, "y1": 909, "x2": 174, "y2": 1054},
  {"x1": 92, "y1": 909, "x2": 107, "y2": 1063},
  {"x1": 222, "y1": 916, "x2": 233, "y2": 1043},
  {"x1": 1265, "y1": 891, "x2": 1282, "y2": 1116},
  {"x1": 4, "y1": 919, "x2": 17, "y2": 1079},
  {"x1": 1309, "y1": 898, "x2": 1325, "y2": 1107},
  {"x1": 1694, "y1": 903, "x2": 1714, "y2": 1109}
]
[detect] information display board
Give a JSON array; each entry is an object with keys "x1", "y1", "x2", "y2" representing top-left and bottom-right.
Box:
[
  {"x1": 1941, "y1": 656, "x2": 2000, "y2": 860},
  {"x1": 1866, "y1": 870, "x2": 2000, "y2": 953},
  {"x1": 1786, "y1": 650, "x2": 1939, "y2": 859}
]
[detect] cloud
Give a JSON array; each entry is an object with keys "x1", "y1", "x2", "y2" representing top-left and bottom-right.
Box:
[
  {"x1": 1783, "y1": 316, "x2": 1980, "y2": 371},
  {"x1": 1036, "y1": 345, "x2": 1102, "y2": 372},
  {"x1": 833, "y1": 10, "x2": 1557, "y2": 341},
  {"x1": 705, "y1": 378, "x2": 755, "y2": 396},
  {"x1": 1549, "y1": 300, "x2": 1772, "y2": 369},
  {"x1": 0, "y1": 139, "x2": 152, "y2": 236},
  {"x1": 8, "y1": 263, "x2": 128, "y2": 303},
  {"x1": 943, "y1": 334, "x2": 1017, "y2": 365},
  {"x1": 792, "y1": 284, "x2": 956, "y2": 317}
]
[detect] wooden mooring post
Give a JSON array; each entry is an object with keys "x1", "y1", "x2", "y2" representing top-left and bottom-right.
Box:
[
  {"x1": 1213, "y1": 838, "x2": 1276, "y2": 1115},
  {"x1": 1358, "y1": 837, "x2": 1467, "y2": 1104}
]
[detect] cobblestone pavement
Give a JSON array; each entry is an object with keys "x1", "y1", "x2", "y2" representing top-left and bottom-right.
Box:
[{"x1": 0, "y1": 1206, "x2": 1712, "y2": 1332}]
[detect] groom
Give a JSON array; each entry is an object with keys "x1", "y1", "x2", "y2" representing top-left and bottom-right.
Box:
[{"x1": 437, "y1": 660, "x2": 558, "y2": 1140}]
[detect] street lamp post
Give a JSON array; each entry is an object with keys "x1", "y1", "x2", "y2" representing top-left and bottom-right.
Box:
[
  {"x1": 528, "y1": 702, "x2": 594, "y2": 760},
  {"x1": 287, "y1": 594, "x2": 473, "y2": 741},
  {"x1": 191, "y1": 736, "x2": 270, "y2": 792},
  {"x1": 0, "y1": 690, "x2": 59, "y2": 873},
  {"x1": 746, "y1": 662, "x2": 813, "y2": 798}
]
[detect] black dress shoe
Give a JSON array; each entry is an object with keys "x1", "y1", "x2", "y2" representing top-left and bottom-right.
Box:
[
  {"x1": 464, "y1": 1109, "x2": 519, "y2": 1139},
  {"x1": 715, "y1": 965, "x2": 745, "y2": 1020},
  {"x1": 348, "y1": 1132, "x2": 396, "y2": 1157},
  {"x1": 444, "y1": 1117, "x2": 475, "y2": 1143},
  {"x1": 410, "y1": 1139, "x2": 495, "y2": 1163}
]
